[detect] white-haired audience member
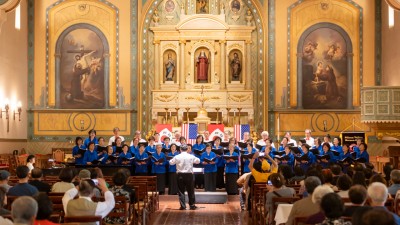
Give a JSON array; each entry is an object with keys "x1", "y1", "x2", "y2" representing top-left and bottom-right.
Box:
[
  {"x1": 286, "y1": 176, "x2": 321, "y2": 225},
  {"x1": 12, "y1": 196, "x2": 38, "y2": 225},
  {"x1": 305, "y1": 185, "x2": 334, "y2": 224},
  {"x1": 367, "y1": 182, "x2": 400, "y2": 224},
  {"x1": 388, "y1": 169, "x2": 400, "y2": 196}
]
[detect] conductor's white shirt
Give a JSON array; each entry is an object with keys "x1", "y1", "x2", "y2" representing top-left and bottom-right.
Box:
[{"x1": 169, "y1": 152, "x2": 200, "y2": 173}]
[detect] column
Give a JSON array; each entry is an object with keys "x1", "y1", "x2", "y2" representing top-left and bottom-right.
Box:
[
  {"x1": 296, "y1": 52, "x2": 303, "y2": 109},
  {"x1": 179, "y1": 40, "x2": 186, "y2": 89},
  {"x1": 154, "y1": 40, "x2": 161, "y2": 90},
  {"x1": 219, "y1": 40, "x2": 226, "y2": 89},
  {"x1": 245, "y1": 40, "x2": 252, "y2": 90}
]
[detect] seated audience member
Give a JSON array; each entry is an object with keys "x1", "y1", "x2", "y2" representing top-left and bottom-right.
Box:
[
  {"x1": 29, "y1": 168, "x2": 51, "y2": 193},
  {"x1": 342, "y1": 185, "x2": 367, "y2": 217},
  {"x1": 361, "y1": 208, "x2": 396, "y2": 225},
  {"x1": 306, "y1": 185, "x2": 334, "y2": 224},
  {"x1": 368, "y1": 182, "x2": 400, "y2": 224},
  {"x1": 369, "y1": 173, "x2": 387, "y2": 186},
  {"x1": 278, "y1": 164, "x2": 294, "y2": 184},
  {"x1": 351, "y1": 171, "x2": 367, "y2": 187},
  {"x1": 11, "y1": 196, "x2": 38, "y2": 225},
  {"x1": 0, "y1": 170, "x2": 11, "y2": 192},
  {"x1": 0, "y1": 187, "x2": 10, "y2": 216},
  {"x1": 62, "y1": 178, "x2": 115, "y2": 224},
  {"x1": 351, "y1": 206, "x2": 373, "y2": 225},
  {"x1": 248, "y1": 151, "x2": 278, "y2": 183},
  {"x1": 77, "y1": 169, "x2": 101, "y2": 198},
  {"x1": 26, "y1": 155, "x2": 35, "y2": 173},
  {"x1": 321, "y1": 169, "x2": 338, "y2": 191},
  {"x1": 286, "y1": 176, "x2": 321, "y2": 225},
  {"x1": 388, "y1": 169, "x2": 400, "y2": 196},
  {"x1": 33, "y1": 193, "x2": 59, "y2": 225},
  {"x1": 318, "y1": 193, "x2": 351, "y2": 225},
  {"x1": 288, "y1": 165, "x2": 305, "y2": 185},
  {"x1": 298, "y1": 168, "x2": 325, "y2": 197},
  {"x1": 265, "y1": 173, "x2": 295, "y2": 224},
  {"x1": 383, "y1": 163, "x2": 394, "y2": 184},
  {"x1": 52, "y1": 168, "x2": 75, "y2": 193},
  {"x1": 8, "y1": 165, "x2": 38, "y2": 196},
  {"x1": 330, "y1": 164, "x2": 342, "y2": 186},
  {"x1": 336, "y1": 174, "x2": 352, "y2": 198},
  {"x1": 104, "y1": 172, "x2": 135, "y2": 224}
]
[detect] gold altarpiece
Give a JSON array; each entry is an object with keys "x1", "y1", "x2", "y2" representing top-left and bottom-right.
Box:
[{"x1": 149, "y1": 3, "x2": 257, "y2": 129}]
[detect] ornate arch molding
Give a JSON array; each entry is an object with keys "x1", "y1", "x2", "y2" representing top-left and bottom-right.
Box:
[
  {"x1": 296, "y1": 22, "x2": 353, "y2": 109},
  {"x1": 288, "y1": 0, "x2": 363, "y2": 109},
  {"x1": 139, "y1": 0, "x2": 268, "y2": 131}
]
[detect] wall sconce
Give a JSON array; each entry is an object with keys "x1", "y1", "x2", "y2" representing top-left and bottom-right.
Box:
[{"x1": 0, "y1": 99, "x2": 22, "y2": 132}]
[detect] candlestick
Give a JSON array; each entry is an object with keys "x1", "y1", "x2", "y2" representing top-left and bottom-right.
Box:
[
  {"x1": 164, "y1": 108, "x2": 168, "y2": 124},
  {"x1": 237, "y1": 108, "x2": 242, "y2": 124},
  {"x1": 185, "y1": 107, "x2": 190, "y2": 124},
  {"x1": 226, "y1": 108, "x2": 231, "y2": 126},
  {"x1": 175, "y1": 108, "x2": 180, "y2": 126},
  {"x1": 215, "y1": 107, "x2": 220, "y2": 124}
]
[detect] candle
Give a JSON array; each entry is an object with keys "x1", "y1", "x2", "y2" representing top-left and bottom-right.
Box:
[
  {"x1": 234, "y1": 110, "x2": 236, "y2": 117},
  {"x1": 277, "y1": 115, "x2": 280, "y2": 142},
  {"x1": 170, "y1": 111, "x2": 172, "y2": 118}
]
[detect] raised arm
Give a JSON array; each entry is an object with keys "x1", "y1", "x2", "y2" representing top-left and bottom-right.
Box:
[{"x1": 248, "y1": 151, "x2": 259, "y2": 171}]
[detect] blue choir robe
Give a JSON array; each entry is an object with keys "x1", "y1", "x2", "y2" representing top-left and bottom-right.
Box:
[
  {"x1": 167, "y1": 151, "x2": 179, "y2": 173},
  {"x1": 113, "y1": 145, "x2": 123, "y2": 154},
  {"x1": 261, "y1": 146, "x2": 276, "y2": 152},
  {"x1": 242, "y1": 147, "x2": 257, "y2": 173},
  {"x1": 193, "y1": 143, "x2": 206, "y2": 151},
  {"x1": 82, "y1": 150, "x2": 98, "y2": 165},
  {"x1": 101, "y1": 154, "x2": 117, "y2": 165},
  {"x1": 356, "y1": 150, "x2": 369, "y2": 163},
  {"x1": 214, "y1": 146, "x2": 225, "y2": 168},
  {"x1": 130, "y1": 145, "x2": 139, "y2": 156},
  {"x1": 332, "y1": 145, "x2": 343, "y2": 155},
  {"x1": 278, "y1": 145, "x2": 287, "y2": 152},
  {"x1": 162, "y1": 144, "x2": 171, "y2": 149},
  {"x1": 279, "y1": 153, "x2": 295, "y2": 168},
  {"x1": 152, "y1": 152, "x2": 167, "y2": 174},
  {"x1": 145, "y1": 145, "x2": 156, "y2": 155},
  {"x1": 318, "y1": 151, "x2": 335, "y2": 168},
  {"x1": 339, "y1": 151, "x2": 353, "y2": 173},
  {"x1": 353, "y1": 146, "x2": 360, "y2": 154},
  {"x1": 118, "y1": 152, "x2": 134, "y2": 164},
  {"x1": 224, "y1": 151, "x2": 239, "y2": 174},
  {"x1": 298, "y1": 152, "x2": 316, "y2": 172},
  {"x1": 311, "y1": 145, "x2": 323, "y2": 155},
  {"x1": 135, "y1": 152, "x2": 149, "y2": 173},
  {"x1": 201, "y1": 151, "x2": 217, "y2": 173},
  {"x1": 84, "y1": 137, "x2": 98, "y2": 148},
  {"x1": 72, "y1": 145, "x2": 86, "y2": 165}
]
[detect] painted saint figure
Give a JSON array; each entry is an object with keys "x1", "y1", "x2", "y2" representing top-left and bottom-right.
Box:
[
  {"x1": 230, "y1": 53, "x2": 241, "y2": 81},
  {"x1": 320, "y1": 65, "x2": 339, "y2": 100},
  {"x1": 198, "y1": 0, "x2": 207, "y2": 13},
  {"x1": 196, "y1": 50, "x2": 209, "y2": 82},
  {"x1": 165, "y1": 54, "x2": 175, "y2": 81}
]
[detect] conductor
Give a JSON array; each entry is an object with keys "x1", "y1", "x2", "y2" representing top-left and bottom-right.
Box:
[{"x1": 169, "y1": 144, "x2": 200, "y2": 210}]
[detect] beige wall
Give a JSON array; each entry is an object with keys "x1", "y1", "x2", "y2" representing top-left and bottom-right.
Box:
[
  {"x1": 382, "y1": 1, "x2": 400, "y2": 86},
  {"x1": 0, "y1": 0, "x2": 28, "y2": 150}
]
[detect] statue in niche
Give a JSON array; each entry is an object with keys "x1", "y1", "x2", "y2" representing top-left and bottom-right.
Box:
[
  {"x1": 164, "y1": 53, "x2": 176, "y2": 82},
  {"x1": 196, "y1": 50, "x2": 209, "y2": 83},
  {"x1": 196, "y1": 0, "x2": 208, "y2": 14},
  {"x1": 230, "y1": 52, "x2": 242, "y2": 81}
]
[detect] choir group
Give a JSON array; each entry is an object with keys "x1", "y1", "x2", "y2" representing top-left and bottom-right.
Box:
[{"x1": 71, "y1": 127, "x2": 369, "y2": 195}]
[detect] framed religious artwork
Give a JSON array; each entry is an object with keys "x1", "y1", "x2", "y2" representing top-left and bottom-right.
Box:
[
  {"x1": 196, "y1": 0, "x2": 209, "y2": 14},
  {"x1": 57, "y1": 24, "x2": 108, "y2": 109},
  {"x1": 164, "y1": 0, "x2": 176, "y2": 13},
  {"x1": 229, "y1": 0, "x2": 242, "y2": 14}
]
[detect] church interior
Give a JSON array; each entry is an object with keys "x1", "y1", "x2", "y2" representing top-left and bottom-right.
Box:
[{"x1": 1, "y1": 0, "x2": 400, "y2": 224}]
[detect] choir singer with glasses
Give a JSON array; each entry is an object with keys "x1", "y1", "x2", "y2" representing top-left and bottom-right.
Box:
[{"x1": 169, "y1": 144, "x2": 200, "y2": 210}]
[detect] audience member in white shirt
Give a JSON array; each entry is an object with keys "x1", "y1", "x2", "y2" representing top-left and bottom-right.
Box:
[{"x1": 26, "y1": 155, "x2": 35, "y2": 173}]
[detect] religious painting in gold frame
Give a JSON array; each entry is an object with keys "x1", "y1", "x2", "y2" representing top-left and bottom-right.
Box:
[
  {"x1": 164, "y1": 0, "x2": 176, "y2": 13},
  {"x1": 228, "y1": 50, "x2": 243, "y2": 82},
  {"x1": 196, "y1": 0, "x2": 209, "y2": 14}
]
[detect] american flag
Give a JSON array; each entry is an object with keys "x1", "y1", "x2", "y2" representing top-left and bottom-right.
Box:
[
  {"x1": 234, "y1": 124, "x2": 250, "y2": 141},
  {"x1": 181, "y1": 123, "x2": 198, "y2": 145}
]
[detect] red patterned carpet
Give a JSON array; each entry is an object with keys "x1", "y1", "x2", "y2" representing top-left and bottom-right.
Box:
[{"x1": 149, "y1": 195, "x2": 249, "y2": 225}]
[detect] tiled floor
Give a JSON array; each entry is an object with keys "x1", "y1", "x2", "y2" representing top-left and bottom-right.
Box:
[{"x1": 149, "y1": 195, "x2": 250, "y2": 225}]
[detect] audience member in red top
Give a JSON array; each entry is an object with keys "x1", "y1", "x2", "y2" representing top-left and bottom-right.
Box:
[{"x1": 33, "y1": 193, "x2": 59, "y2": 225}]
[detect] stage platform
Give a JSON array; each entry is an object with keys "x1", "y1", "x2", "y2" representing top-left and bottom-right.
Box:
[{"x1": 186, "y1": 191, "x2": 228, "y2": 204}]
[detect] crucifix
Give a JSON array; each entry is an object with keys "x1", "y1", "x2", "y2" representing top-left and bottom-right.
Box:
[{"x1": 67, "y1": 44, "x2": 94, "y2": 57}]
